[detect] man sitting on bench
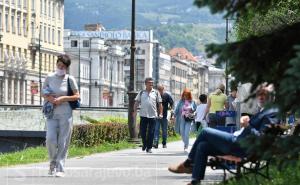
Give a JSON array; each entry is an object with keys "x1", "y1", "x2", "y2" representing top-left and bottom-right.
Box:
[{"x1": 168, "y1": 85, "x2": 280, "y2": 185}]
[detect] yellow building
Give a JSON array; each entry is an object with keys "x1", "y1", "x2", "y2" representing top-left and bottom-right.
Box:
[{"x1": 0, "y1": 0, "x2": 64, "y2": 105}]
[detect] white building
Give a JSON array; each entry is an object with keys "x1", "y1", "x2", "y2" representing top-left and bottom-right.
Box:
[{"x1": 64, "y1": 30, "x2": 126, "y2": 107}]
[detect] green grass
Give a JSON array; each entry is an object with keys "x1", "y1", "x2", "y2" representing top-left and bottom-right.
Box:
[
  {"x1": 221, "y1": 162, "x2": 300, "y2": 185},
  {"x1": 0, "y1": 134, "x2": 186, "y2": 168},
  {"x1": 0, "y1": 141, "x2": 135, "y2": 168}
]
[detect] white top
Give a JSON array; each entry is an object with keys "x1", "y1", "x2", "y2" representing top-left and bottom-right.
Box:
[
  {"x1": 42, "y1": 73, "x2": 78, "y2": 116},
  {"x1": 195, "y1": 104, "x2": 207, "y2": 122}
]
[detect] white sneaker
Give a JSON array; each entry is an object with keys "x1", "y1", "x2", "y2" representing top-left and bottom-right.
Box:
[{"x1": 55, "y1": 172, "x2": 65, "y2": 177}]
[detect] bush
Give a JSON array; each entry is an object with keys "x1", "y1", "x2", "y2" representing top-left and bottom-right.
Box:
[
  {"x1": 71, "y1": 122, "x2": 129, "y2": 147},
  {"x1": 73, "y1": 116, "x2": 177, "y2": 147}
]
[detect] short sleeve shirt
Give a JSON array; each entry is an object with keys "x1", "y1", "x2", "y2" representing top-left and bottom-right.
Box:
[
  {"x1": 43, "y1": 73, "x2": 78, "y2": 116},
  {"x1": 135, "y1": 89, "x2": 162, "y2": 118},
  {"x1": 209, "y1": 93, "x2": 227, "y2": 113}
]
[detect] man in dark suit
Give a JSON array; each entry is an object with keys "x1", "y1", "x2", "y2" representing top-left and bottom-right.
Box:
[{"x1": 168, "y1": 85, "x2": 280, "y2": 185}]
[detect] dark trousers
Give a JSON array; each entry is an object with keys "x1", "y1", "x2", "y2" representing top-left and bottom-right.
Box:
[
  {"x1": 140, "y1": 117, "x2": 156, "y2": 150},
  {"x1": 188, "y1": 128, "x2": 243, "y2": 181},
  {"x1": 208, "y1": 113, "x2": 225, "y2": 128}
]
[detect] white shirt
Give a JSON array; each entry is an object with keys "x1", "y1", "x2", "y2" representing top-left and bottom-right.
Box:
[{"x1": 195, "y1": 104, "x2": 207, "y2": 122}]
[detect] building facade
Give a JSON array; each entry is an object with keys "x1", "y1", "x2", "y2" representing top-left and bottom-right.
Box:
[
  {"x1": 64, "y1": 30, "x2": 126, "y2": 107},
  {"x1": 0, "y1": 0, "x2": 64, "y2": 105},
  {"x1": 208, "y1": 65, "x2": 225, "y2": 93},
  {"x1": 168, "y1": 48, "x2": 209, "y2": 103}
]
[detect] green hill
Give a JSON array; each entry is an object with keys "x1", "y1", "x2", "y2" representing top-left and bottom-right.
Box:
[{"x1": 65, "y1": 0, "x2": 226, "y2": 53}]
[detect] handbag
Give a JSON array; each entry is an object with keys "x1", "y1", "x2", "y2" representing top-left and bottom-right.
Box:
[
  {"x1": 184, "y1": 112, "x2": 195, "y2": 122},
  {"x1": 42, "y1": 101, "x2": 54, "y2": 119},
  {"x1": 67, "y1": 76, "x2": 80, "y2": 110}
]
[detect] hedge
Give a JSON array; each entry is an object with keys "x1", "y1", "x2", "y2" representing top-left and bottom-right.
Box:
[{"x1": 71, "y1": 117, "x2": 177, "y2": 147}]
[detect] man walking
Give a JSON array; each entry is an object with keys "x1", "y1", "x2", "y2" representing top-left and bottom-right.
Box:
[
  {"x1": 153, "y1": 84, "x2": 174, "y2": 149},
  {"x1": 133, "y1": 78, "x2": 163, "y2": 153}
]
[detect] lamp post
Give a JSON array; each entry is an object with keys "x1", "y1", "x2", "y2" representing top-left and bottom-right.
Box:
[
  {"x1": 78, "y1": 35, "x2": 81, "y2": 95},
  {"x1": 127, "y1": 0, "x2": 138, "y2": 141},
  {"x1": 225, "y1": 18, "x2": 229, "y2": 95},
  {"x1": 109, "y1": 48, "x2": 113, "y2": 107},
  {"x1": 38, "y1": 28, "x2": 42, "y2": 105}
]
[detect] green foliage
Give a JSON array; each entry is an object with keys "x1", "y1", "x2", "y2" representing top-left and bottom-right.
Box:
[
  {"x1": 223, "y1": 162, "x2": 300, "y2": 185},
  {"x1": 65, "y1": 0, "x2": 223, "y2": 30},
  {"x1": 236, "y1": 1, "x2": 300, "y2": 40},
  {"x1": 82, "y1": 115, "x2": 128, "y2": 124},
  {"x1": 193, "y1": 0, "x2": 300, "y2": 183},
  {"x1": 152, "y1": 23, "x2": 225, "y2": 54},
  {"x1": 71, "y1": 122, "x2": 130, "y2": 147}
]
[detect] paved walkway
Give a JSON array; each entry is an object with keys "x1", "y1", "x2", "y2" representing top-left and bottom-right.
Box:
[{"x1": 0, "y1": 139, "x2": 224, "y2": 185}]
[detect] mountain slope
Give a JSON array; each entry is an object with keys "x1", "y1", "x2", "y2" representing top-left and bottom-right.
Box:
[{"x1": 64, "y1": 0, "x2": 226, "y2": 54}]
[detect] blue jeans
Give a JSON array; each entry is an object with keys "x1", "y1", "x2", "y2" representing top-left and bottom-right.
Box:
[
  {"x1": 179, "y1": 116, "x2": 192, "y2": 148},
  {"x1": 154, "y1": 118, "x2": 168, "y2": 145},
  {"x1": 140, "y1": 117, "x2": 156, "y2": 150},
  {"x1": 188, "y1": 128, "x2": 243, "y2": 181}
]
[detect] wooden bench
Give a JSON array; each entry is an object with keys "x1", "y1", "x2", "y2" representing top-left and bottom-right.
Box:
[{"x1": 208, "y1": 123, "x2": 299, "y2": 183}]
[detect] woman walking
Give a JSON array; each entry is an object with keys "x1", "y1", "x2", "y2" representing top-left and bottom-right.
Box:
[
  {"x1": 174, "y1": 89, "x2": 197, "y2": 151},
  {"x1": 42, "y1": 54, "x2": 80, "y2": 177}
]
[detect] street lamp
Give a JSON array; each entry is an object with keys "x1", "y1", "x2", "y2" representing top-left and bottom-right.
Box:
[
  {"x1": 109, "y1": 47, "x2": 114, "y2": 107},
  {"x1": 225, "y1": 18, "x2": 229, "y2": 95},
  {"x1": 78, "y1": 35, "x2": 81, "y2": 95},
  {"x1": 127, "y1": 0, "x2": 138, "y2": 141}
]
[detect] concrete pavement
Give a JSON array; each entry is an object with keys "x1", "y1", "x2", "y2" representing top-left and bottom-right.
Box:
[{"x1": 0, "y1": 139, "x2": 224, "y2": 185}]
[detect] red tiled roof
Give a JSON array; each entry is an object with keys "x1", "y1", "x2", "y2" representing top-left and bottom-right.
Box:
[{"x1": 168, "y1": 48, "x2": 197, "y2": 62}]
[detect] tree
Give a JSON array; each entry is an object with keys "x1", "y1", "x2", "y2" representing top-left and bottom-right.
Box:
[
  {"x1": 193, "y1": 0, "x2": 300, "y2": 177},
  {"x1": 193, "y1": 0, "x2": 300, "y2": 114}
]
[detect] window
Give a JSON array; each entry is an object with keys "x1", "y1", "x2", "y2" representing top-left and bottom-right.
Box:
[
  {"x1": 0, "y1": 12, "x2": 2, "y2": 31},
  {"x1": 57, "y1": 30, "x2": 61, "y2": 46},
  {"x1": 44, "y1": 26, "x2": 46, "y2": 42},
  {"x1": 40, "y1": 0, "x2": 43, "y2": 15},
  {"x1": 23, "y1": 0, "x2": 27, "y2": 9},
  {"x1": 23, "y1": 17, "x2": 27, "y2": 36},
  {"x1": 40, "y1": 25, "x2": 43, "y2": 41},
  {"x1": 31, "y1": 22, "x2": 34, "y2": 38},
  {"x1": 83, "y1": 40, "x2": 90, "y2": 47},
  {"x1": 44, "y1": 0, "x2": 46, "y2": 15},
  {"x1": 31, "y1": 0, "x2": 35, "y2": 11},
  {"x1": 48, "y1": 27, "x2": 50, "y2": 43},
  {"x1": 18, "y1": 0, "x2": 21, "y2": 8},
  {"x1": 17, "y1": 15, "x2": 21, "y2": 35},
  {"x1": 48, "y1": 1, "x2": 51, "y2": 17},
  {"x1": 52, "y1": 2, "x2": 55, "y2": 18},
  {"x1": 52, "y1": 28, "x2": 54, "y2": 44},
  {"x1": 5, "y1": 13, "x2": 9, "y2": 32},
  {"x1": 71, "y1": 40, "x2": 78, "y2": 47},
  {"x1": 57, "y1": 2, "x2": 61, "y2": 19}
]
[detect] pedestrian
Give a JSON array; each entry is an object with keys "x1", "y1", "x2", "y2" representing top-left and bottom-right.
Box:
[
  {"x1": 174, "y1": 88, "x2": 197, "y2": 151},
  {"x1": 168, "y1": 85, "x2": 280, "y2": 185},
  {"x1": 153, "y1": 84, "x2": 174, "y2": 149},
  {"x1": 204, "y1": 84, "x2": 228, "y2": 128},
  {"x1": 42, "y1": 54, "x2": 80, "y2": 177},
  {"x1": 226, "y1": 87, "x2": 237, "y2": 125},
  {"x1": 133, "y1": 77, "x2": 163, "y2": 153},
  {"x1": 194, "y1": 94, "x2": 207, "y2": 133}
]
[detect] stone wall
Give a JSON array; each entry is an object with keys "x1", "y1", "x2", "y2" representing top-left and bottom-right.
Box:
[{"x1": 0, "y1": 106, "x2": 128, "y2": 131}]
